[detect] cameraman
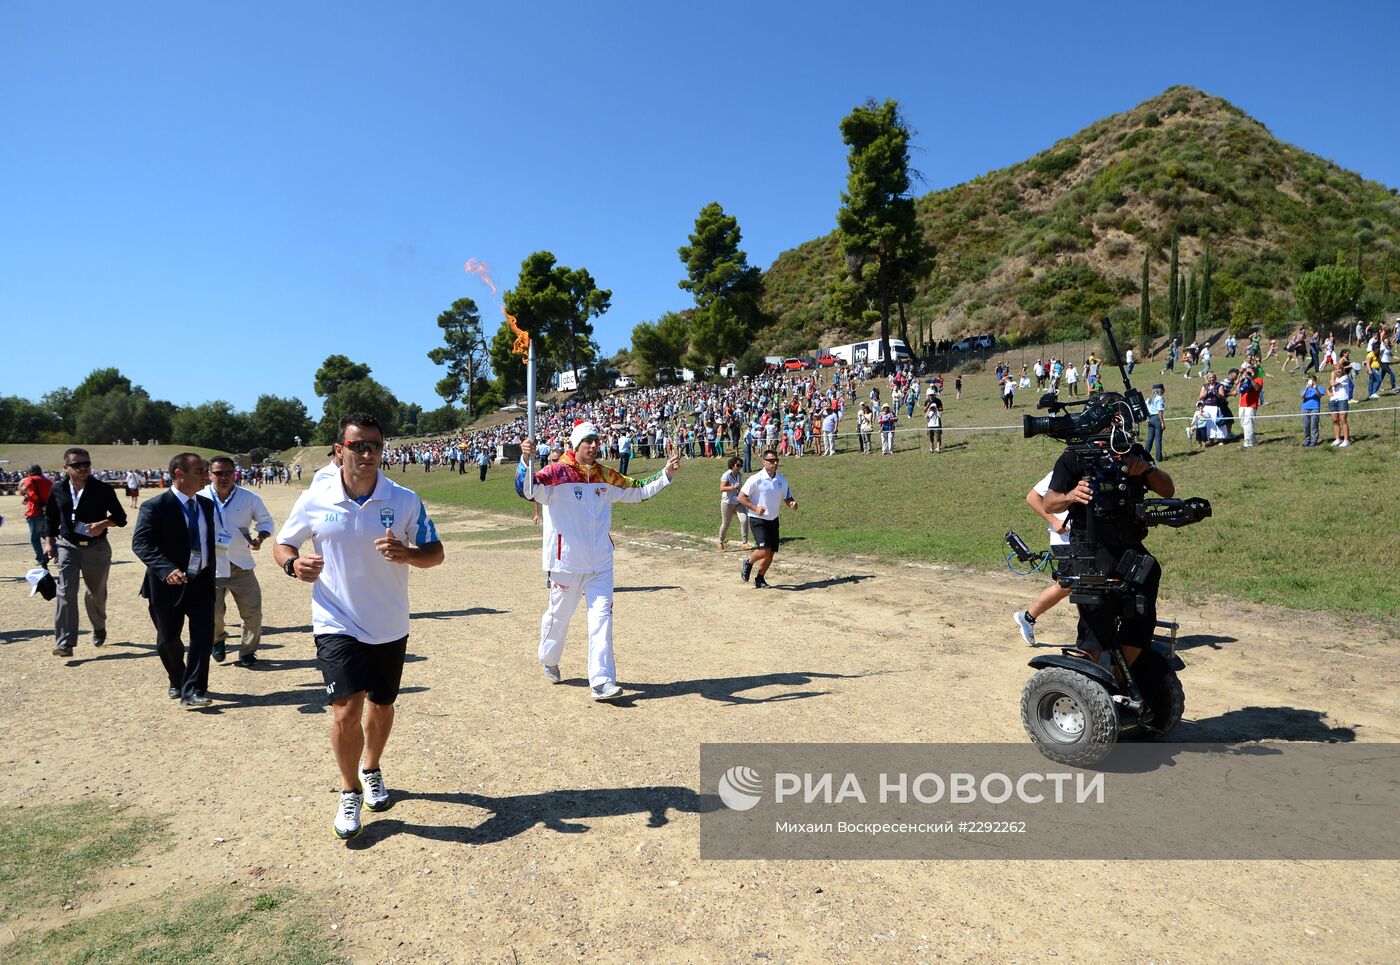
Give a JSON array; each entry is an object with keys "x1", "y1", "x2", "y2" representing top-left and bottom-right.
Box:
[{"x1": 1042, "y1": 446, "x2": 1174, "y2": 668}]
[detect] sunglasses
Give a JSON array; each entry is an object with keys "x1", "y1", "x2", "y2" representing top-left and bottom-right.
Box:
[
  {"x1": 67, "y1": 461, "x2": 91, "y2": 469},
  {"x1": 763, "y1": 458, "x2": 780, "y2": 464},
  {"x1": 340, "y1": 441, "x2": 384, "y2": 455},
  {"x1": 211, "y1": 470, "x2": 235, "y2": 477}
]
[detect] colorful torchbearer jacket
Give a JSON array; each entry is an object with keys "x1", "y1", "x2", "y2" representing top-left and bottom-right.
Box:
[{"x1": 516, "y1": 451, "x2": 671, "y2": 574}]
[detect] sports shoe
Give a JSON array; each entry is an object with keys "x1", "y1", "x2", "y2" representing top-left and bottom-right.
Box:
[
  {"x1": 212, "y1": 641, "x2": 226, "y2": 663},
  {"x1": 334, "y1": 790, "x2": 363, "y2": 839},
  {"x1": 359, "y1": 767, "x2": 390, "y2": 811},
  {"x1": 541, "y1": 663, "x2": 562, "y2": 683},
  {"x1": 753, "y1": 575, "x2": 770, "y2": 589},
  {"x1": 740, "y1": 559, "x2": 753, "y2": 583},
  {"x1": 591, "y1": 681, "x2": 624, "y2": 701},
  {"x1": 1014, "y1": 610, "x2": 1037, "y2": 646},
  {"x1": 1330, "y1": 439, "x2": 1341, "y2": 447},
  {"x1": 235, "y1": 653, "x2": 258, "y2": 667},
  {"x1": 1367, "y1": 393, "x2": 1379, "y2": 400},
  {"x1": 1338, "y1": 439, "x2": 1350, "y2": 447}
]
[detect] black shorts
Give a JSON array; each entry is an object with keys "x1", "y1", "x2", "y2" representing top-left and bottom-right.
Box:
[
  {"x1": 315, "y1": 634, "x2": 408, "y2": 705},
  {"x1": 750, "y1": 516, "x2": 780, "y2": 551}
]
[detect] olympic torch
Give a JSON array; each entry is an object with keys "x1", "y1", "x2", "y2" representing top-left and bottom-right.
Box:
[{"x1": 526, "y1": 338, "x2": 537, "y2": 442}]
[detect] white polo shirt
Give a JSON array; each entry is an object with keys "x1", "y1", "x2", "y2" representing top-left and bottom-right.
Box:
[
  {"x1": 739, "y1": 470, "x2": 793, "y2": 519},
  {"x1": 276, "y1": 470, "x2": 439, "y2": 645}
]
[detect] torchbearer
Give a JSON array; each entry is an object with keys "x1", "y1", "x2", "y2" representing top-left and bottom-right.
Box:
[{"x1": 516, "y1": 421, "x2": 680, "y2": 701}]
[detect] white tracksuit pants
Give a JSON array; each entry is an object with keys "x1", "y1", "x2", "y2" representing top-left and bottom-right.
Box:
[{"x1": 539, "y1": 569, "x2": 615, "y2": 686}]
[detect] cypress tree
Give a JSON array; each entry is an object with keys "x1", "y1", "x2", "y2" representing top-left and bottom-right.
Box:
[
  {"x1": 1200, "y1": 250, "x2": 1212, "y2": 332},
  {"x1": 1185, "y1": 270, "x2": 1198, "y2": 345},
  {"x1": 1383, "y1": 256, "x2": 1392, "y2": 310},
  {"x1": 1167, "y1": 233, "x2": 1180, "y2": 341},
  {"x1": 1139, "y1": 248, "x2": 1152, "y2": 355}
]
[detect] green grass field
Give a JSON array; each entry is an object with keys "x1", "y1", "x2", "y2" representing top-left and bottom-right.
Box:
[
  {"x1": 399, "y1": 366, "x2": 1400, "y2": 621},
  {"x1": 0, "y1": 803, "x2": 337, "y2": 963}
]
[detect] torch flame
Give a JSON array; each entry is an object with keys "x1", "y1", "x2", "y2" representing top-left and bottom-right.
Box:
[
  {"x1": 505, "y1": 307, "x2": 530, "y2": 359},
  {"x1": 463, "y1": 258, "x2": 498, "y2": 296}
]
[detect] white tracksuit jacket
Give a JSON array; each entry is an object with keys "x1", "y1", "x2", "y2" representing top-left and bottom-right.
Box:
[{"x1": 516, "y1": 458, "x2": 671, "y2": 573}]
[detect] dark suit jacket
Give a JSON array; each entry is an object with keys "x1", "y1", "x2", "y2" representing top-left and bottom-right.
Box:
[
  {"x1": 131, "y1": 489, "x2": 217, "y2": 605},
  {"x1": 46, "y1": 476, "x2": 127, "y2": 544}
]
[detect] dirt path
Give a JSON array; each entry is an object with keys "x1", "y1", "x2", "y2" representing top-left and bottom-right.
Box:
[{"x1": 1, "y1": 485, "x2": 1396, "y2": 963}]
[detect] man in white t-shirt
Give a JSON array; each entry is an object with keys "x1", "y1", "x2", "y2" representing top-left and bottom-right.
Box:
[
  {"x1": 737, "y1": 448, "x2": 797, "y2": 590},
  {"x1": 124, "y1": 469, "x2": 143, "y2": 509},
  {"x1": 275, "y1": 412, "x2": 444, "y2": 842},
  {"x1": 1012, "y1": 470, "x2": 1073, "y2": 647}
]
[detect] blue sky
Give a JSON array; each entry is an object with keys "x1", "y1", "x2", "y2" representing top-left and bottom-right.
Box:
[{"x1": 3, "y1": 1, "x2": 1397, "y2": 416}]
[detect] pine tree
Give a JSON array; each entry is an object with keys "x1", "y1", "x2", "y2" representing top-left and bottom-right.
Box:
[
  {"x1": 1139, "y1": 248, "x2": 1152, "y2": 355},
  {"x1": 1167, "y1": 233, "x2": 1180, "y2": 342}
]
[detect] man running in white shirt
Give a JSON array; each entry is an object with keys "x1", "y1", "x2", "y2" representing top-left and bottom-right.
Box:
[
  {"x1": 275, "y1": 412, "x2": 444, "y2": 841},
  {"x1": 737, "y1": 449, "x2": 798, "y2": 590}
]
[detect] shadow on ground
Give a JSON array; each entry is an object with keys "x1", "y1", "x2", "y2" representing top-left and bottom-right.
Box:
[{"x1": 352, "y1": 785, "x2": 719, "y2": 848}]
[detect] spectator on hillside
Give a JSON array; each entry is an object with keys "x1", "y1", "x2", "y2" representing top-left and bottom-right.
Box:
[
  {"x1": 1328, "y1": 363, "x2": 1352, "y2": 447},
  {"x1": 857, "y1": 403, "x2": 874, "y2": 454},
  {"x1": 925, "y1": 390, "x2": 944, "y2": 453},
  {"x1": 1144, "y1": 385, "x2": 1166, "y2": 462},
  {"x1": 1300, "y1": 375, "x2": 1325, "y2": 447},
  {"x1": 878, "y1": 404, "x2": 897, "y2": 454},
  {"x1": 1236, "y1": 364, "x2": 1262, "y2": 448},
  {"x1": 1064, "y1": 363, "x2": 1079, "y2": 397}
]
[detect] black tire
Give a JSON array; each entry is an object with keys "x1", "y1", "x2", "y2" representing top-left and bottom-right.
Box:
[
  {"x1": 1131, "y1": 649, "x2": 1185, "y2": 737},
  {"x1": 1020, "y1": 667, "x2": 1118, "y2": 767}
]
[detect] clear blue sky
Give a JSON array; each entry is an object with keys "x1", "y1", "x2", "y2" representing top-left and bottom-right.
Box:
[{"x1": 3, "y1": 1, "x2": 1396, "y2": 416}]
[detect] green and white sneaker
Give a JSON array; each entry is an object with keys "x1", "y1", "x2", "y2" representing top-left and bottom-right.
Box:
[
  {"x1": 334, "y1": 790, "x2": 363, "y2": 839},
  {"x1": 359, "y1": 767, "x2": 390, "y2": 812}
]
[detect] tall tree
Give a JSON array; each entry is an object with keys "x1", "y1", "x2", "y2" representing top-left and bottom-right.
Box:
[
  {"x1": 554, "y1": 266, "x2": 608, "y2": 376},
  {"x1": 832, "y1": 98, "x2": 924, "y2": 368},
  {"x1": 630, "y1": 312, "x2": 691, "y2": 386},
  {"x1": 1184, "y1": 270, "x2": 1199, "y2": 345},
  {"x1": 427, "y1": 297, "x2": 489, "y2": 411},
  {"x1": 247, "y1": 394, "x2": 315, "y2": 450},
  {"x1": 1199, "y1": 249, "x2": 1213, "y2": 329},
  {"x1": 316, "y1": 378, "x2": 400, "y2": 444},
  {"x1": 170, "y1": 401, "x2": 252, "y2": 452},
  {"x1": 1139, "y1": 248, "x2": 1152, "y2": 355},
  {"x1": 1166, "y1": 233, "x2": 1180, "y2": 343},
  {"x1": 313, "y1": 355, "x2": 372, "y2": 398},
  {"x1": 487, "y1": 317, "x2": 529, "y2": 400},
  {"x1": 678, "y1": 202, "x2": 763, "y2": 373}
]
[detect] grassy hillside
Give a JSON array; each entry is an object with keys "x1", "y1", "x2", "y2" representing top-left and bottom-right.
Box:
[
  {"x1": 760, "y1": 86, "x2": 1400, "y2": 352},
  {"x1": 0, "y1": 443, "x2": 221, "y2": 475}
]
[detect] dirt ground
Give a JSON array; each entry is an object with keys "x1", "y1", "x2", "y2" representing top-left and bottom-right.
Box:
[{"x1": 1, "y1": 483, "x2": 1396, "y2": 963}]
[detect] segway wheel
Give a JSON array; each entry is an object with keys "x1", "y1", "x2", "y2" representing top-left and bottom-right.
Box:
[
  {"x1": 1020, "y1": 667, "x2": 1118, "y2": 766},
  {"x1": 1132, "y1": 649, "x2": 1185, "y2": 737}
]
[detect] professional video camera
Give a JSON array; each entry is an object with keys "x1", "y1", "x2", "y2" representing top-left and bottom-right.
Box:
[
  {"x1": 1014, "y1": 317, "x2": 1210, "y2": 609},
  {"x1": 1009, "y1": 316, "x2": 1213, "y2": 766}
]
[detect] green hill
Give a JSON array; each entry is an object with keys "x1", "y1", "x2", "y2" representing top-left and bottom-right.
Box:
[{"x1": 758, "y1": 86, "x2": 1400, "y2": 353}]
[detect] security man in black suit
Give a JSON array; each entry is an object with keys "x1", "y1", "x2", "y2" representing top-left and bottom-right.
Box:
[{"x1": 131, "y1": 453, "x2": 217, "y2": 708}]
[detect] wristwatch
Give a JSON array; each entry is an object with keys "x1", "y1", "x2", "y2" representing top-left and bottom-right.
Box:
[{"x1": 283, "y1": 557, "x2": 298, "y2": 578}]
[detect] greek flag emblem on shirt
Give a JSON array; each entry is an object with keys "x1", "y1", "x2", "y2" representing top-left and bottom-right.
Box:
[
  {"x1": 380, "y1": 507, "x2": 395, "y2": 528},
  {"x1": 574, "y1": 487, "x2": 583, "y2": 500}
]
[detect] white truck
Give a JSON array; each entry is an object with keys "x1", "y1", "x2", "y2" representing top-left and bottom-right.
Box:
[{"x1": 824, "y1": 338, "x2": 912, "y2": 367}]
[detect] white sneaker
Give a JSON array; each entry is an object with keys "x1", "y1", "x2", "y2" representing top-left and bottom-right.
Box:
[
  {"x1": 334, "y1": 790, "x2": 363, "y2": 840},
  {"x1": 1330, "y1": 439, "x2": 1341, "y2": 447},
  {"x1": 1013, "y1": 610, "x2": 1037, "y2": 646},
  {"x1": 541, "y1": 664, "x2": 562, "y2": 684},
  {"x1": 359, "y1": 767, "x2": 389, "y2": 811},
  {"x1": 591, "y1": 681, "x2": 624, "y2": 701},
  {"x1": 1338, "y1": 439, "x2": 1350, "y2": 447}
]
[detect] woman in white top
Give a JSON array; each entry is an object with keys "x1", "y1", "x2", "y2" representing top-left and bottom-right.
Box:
[{"x1": 1328, "y1": 363, "x2": 1352, "y2": 447}]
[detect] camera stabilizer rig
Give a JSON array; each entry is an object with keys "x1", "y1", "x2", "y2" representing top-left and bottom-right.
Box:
[{"x1": 1009, "y1": 316, "x2": 1214, "y2": 766}]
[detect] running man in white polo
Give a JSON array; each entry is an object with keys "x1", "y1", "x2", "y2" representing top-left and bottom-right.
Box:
[
  {"x1": 737, "y1": 448, "x2": 797, "y2": 589},
  {"x1": 274, "y1": 412, "x2": 444, "y2": 841}
]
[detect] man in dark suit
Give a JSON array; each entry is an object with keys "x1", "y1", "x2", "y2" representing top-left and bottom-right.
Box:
[
  {"x1": 45, "y1": 448, "x2": 128, "y2": 657},
  {"x1": 131, "y1": 453, "x2": 217, "y2": 708}
]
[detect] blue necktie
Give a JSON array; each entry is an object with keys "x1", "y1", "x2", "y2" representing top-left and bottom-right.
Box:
[{"x1": 184, "y1": 498, "x2": 200, "y2": 550}]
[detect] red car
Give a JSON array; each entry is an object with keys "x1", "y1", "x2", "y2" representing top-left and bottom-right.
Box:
[
  {"x1": 782, "y1": 357, "x2": 806, "y2": 370},
  {"x1": 816, "y1": 352, "x2": 839, "y2": 367}
]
